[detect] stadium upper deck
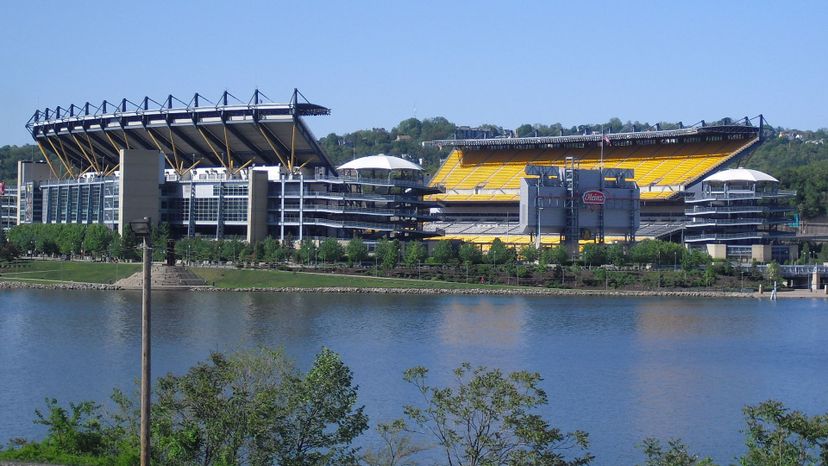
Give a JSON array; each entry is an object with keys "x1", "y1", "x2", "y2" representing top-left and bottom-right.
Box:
[
  {"x1": 425, "y1": 119, "x2": 763, "y2": 202},
  {"x1": 25, "y1": 89, "x2": 331, "y2": 178}
]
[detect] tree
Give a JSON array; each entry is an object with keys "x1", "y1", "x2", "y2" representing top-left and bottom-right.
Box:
[
  {"x1": 458, "y1": 242, "x2": 483, "y2": 265},
  {"x1": 152, "y1": 348, "x2": 368, "y2": 466},
  {"x1": 404, "y1": 242, "x2": 427, "y2": 267},
  {"x1": 681, "y1": 249, "x2": 709, "y2": 271},
  {"x1": 375, "y1": 238, "x2": 400, "y2": 269},
  {"x1": 580, "y1": 243, "x2": 607, "y2": 267},
  {"x1": 120, "y1": 226, "x2": 139, "y2": 261},
  {"x1": 401, "y1": 363, "x2": 593, "y2": 466},
  {"x1": 429, "y1": 241, "x2": 456, "y2": 265},
  {"x1": 541, "y1": 246, "x2": 569, "y2": 266},
  {"x1": 362, "y1": 419, "x2": 425, "y2": 466},
  {"x1": 297, "y1": 239, "x2": 318, "y2": 265},
  {"x1": 82, "y1": 225, "x2": 113, "y2": 257},
  {"x1": 739, "y1": 400, "x2": 828, "y2": 466},
  {"x1": 520, "y1": 244, "x2": 539, "y2": 263},
  {"x1": 703, "y1": 266, "x2": 717, "y2": 287},
  {"x1": 766, "y1": 261, "x2": 782, "y2": 284},
  {"x1": 319, "y1": 238, "x2": 344, "y2": 263},
  {"x1": 263, "y1": 348, "x2": 368, "y2": 465},
  {"x1": 638, "y1": 438, "x2": 714, "y2": 466},
  {"x1": 346, "y1": 236, "x2": 368, "y2": 266},
  {"x1": 487, "y1": 238, "x2": 515, "y2": 266},
  {"x1": 606, "y1": 244, "x2": 627, "y2": 267}
]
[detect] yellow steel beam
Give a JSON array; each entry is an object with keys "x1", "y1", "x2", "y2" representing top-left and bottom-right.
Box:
[
  {"x1": 35, "y1": 141, "x2": 60, "y2": 179},
  {"x1": 182, "y1": 159, "x2": 201, "y2": 176},
  {"x1": 197, "y1": 126, "x2": 227, "y2": 170},
  {"x1": 45, "y1": 135, "x2": 74, "y2": 178},
  {"x1": 104, "y1": 164, "x2": 120, "y2": 177},
  {"x1": 84, "y1": 133, "x2": 102, "y2": 173},
  {"x1": 223, "y1": 125, "x2": 234, "y2": 174},
  {"x1": 166, "y1": 126, "x2": 183, "y2": 174},
  {"x1": 255, "y1": 123, "x2": 290, "y2": 171},
  {"x1": 70, "y1": 133, "x2": 100, "y2": 173},
  {"x1": 290, "y1": 122, "x2": 296, "y2": 172},
  {"x1": 231, "y1": 159, "x2": 253, "y2": 175},
  {"x1": 105, "y1": 131, "x2": 122, "y2": 154},
  {"x1": 121, "y1": 127, "x2": 130, "y2": 149},
  {"x1": 145, "y1": 128, "x2": 178, "y2": 173}
]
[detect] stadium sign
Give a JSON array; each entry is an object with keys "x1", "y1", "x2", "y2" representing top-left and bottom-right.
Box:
[{"x1": 582, "y1": 190, "x2": 606, "y2": 205}]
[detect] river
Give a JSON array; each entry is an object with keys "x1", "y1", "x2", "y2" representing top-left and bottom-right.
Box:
[{"x1": 1, "y1": 290, "x2": 826, "y2": 464}]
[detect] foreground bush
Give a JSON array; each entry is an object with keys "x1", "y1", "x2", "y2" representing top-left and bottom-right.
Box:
[{"x1": 2, "y1": 349, "x2": 827, "y2": 465}]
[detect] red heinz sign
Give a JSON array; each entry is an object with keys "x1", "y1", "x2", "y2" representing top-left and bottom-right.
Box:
[{"x1": 582, "y1": 190, "x2": 605, "y2": 205}]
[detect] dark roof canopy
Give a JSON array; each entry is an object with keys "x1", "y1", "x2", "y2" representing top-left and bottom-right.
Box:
[{"x1": 26, "y1": 89, "x2": 332, "y2": 174}]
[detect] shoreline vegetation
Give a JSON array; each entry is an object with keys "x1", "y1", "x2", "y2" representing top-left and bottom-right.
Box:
[
  {"x1": 2, "y1": 347, "x2": 827, "y2": 465},
  {"x1": 0, "y1": 262, "x2": 822, "y2": 299}
]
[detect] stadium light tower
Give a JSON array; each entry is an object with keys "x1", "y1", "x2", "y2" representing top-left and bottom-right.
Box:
[{"x1": 129, "y1": 216, "x2": 152, "y2": 466}]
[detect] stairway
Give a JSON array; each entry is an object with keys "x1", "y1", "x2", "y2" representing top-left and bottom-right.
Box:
[{"x1": 114, "y1": 264, "x2": 208, "y2": 290}]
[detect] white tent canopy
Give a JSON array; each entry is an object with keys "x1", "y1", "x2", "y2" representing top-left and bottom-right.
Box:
[
  {"x1": 703, "y1": 168, "x2": 778, "y2": 183},
  {"x1": 338, "y1": 154, "x2": 423, "y2": 172}
]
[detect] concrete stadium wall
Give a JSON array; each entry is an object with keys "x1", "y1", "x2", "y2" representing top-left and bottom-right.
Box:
[{"x1": 118, "y1": 149, "x2": 161, "y2": 235}]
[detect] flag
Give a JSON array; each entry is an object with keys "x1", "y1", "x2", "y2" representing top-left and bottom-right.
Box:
[
  {"x1": 0, "y1": 181, "x2": 5, "y2": 196},
  {"x1": 602, "y1": 135, "x2": 611, "y2": 147}
]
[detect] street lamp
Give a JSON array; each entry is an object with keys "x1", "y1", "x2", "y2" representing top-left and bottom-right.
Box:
[{"x1": 128, "y1": 217, "x2": 152, "y2": 466}]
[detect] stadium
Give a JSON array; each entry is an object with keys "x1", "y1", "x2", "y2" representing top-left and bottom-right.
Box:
[
  {"x1": 423, "y1": 119, "x2": 773, "y2": 246},
  {"x1": 18, "y1": 89, "x2": 440, "y2": 243},
  {"x1": 8, "y1": 89, "x2": 796, "y2": 261}
]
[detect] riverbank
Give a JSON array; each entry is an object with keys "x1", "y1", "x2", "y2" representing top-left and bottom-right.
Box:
[
  {"x1": 4, "y1": 278, "x2": 823, "y2": 299},
  {"x1": 2, "y1": 260, "x2": 824, "y2": 298}
]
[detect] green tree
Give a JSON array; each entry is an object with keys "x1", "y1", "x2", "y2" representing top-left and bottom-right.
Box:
[
  {"x1": 82, "y1": 225, "x2": 113, "y2": 257},
  {"x1": 297, "y1": 239, "x2": 318, "y2": 265},
  {"x1": 606, "y1": 243, "x2": 627, "y2": 267},
  {"x1": 541, "y1": 246, "x2": 569, "y2": 266},
  {"x1": 319, "y1": 238, "x2": 344, "y2": 263},
  {"x1": 401, "y1": 363, "x2": 592, "y2": 466},
  {"x1": 703, "y1": 266, "x2": 717, "y2": 287},
  {"x1": 429, "y1": 241, "x2": 456, "y2": 265},
  {"x1": 638, "y1": 438, "x2": 715, "y2": 466},
  {"x1": 766, "y1": 261, "x2": 782, "y2": 284},
  {"x1": 581, "y1": 243, "x2": 607, "y2": 267},
  {"x1": 487, "y1": 238, "x2": 515, "y2": 265},
  {"x1": 346, "y1": 236, "x2": 368, "y2": 266},
  {"x1": 739, "y1": 400, "x2": 828, "y2": 466},
  {"x1": 362, "y1": 419, "x2": 426, "y2": 466},
  {"x1": 152, "y1": 347, "x2": 368, "y2": 466},
  {"x1": 120, "y1": 226, "x2": 139, "y2": 261},
  {"x1": 458, "y1": 242, "x2": 483, "y2": 265},
  {"x1": 375, "y1": 238, "x2": 400, "y2": 269},
  {"x1": 404, "y1": 241, "x2": 427, "y2": 267},
  {"x1": 520, "y1": 244, "x2": 539, "y2": 263}
]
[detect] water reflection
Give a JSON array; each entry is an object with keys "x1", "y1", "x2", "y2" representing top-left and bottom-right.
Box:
[
  {"x1": 1, "y1": 290, "x2": 826, "y2": 466},
  {"x1": 438, "y1": 296, "x2": 526, "y2": 349}
]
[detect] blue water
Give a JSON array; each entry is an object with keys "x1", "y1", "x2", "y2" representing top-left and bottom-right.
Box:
[{"x1": 0, "y1": 290, "x2": 826, "y2": 464}]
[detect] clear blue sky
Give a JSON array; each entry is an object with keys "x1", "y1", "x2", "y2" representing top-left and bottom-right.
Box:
[{"x1": 1, "y1": 1, "x2": 826, "y2": 145}]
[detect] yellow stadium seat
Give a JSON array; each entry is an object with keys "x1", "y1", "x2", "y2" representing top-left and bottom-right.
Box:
[{"x1": 428, "y1": 138, "x2": 756, "y2": 202}]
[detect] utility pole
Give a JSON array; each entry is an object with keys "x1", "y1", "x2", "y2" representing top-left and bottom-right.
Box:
[
  {"x1": 129, "y1": 217, "x2": 152, "y2": 466},
  {"x1": 141, "y1": 232, "x2": 151, "y2": 466}
]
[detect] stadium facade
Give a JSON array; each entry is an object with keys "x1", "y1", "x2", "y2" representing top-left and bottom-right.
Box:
[
  {"x1": 8, "y1": 91, "x2": 797, "y2": 262},
  {"x1": 17, "y1": 90, "x2": 440, "y2": 242},
  {"x1": 684, "y1": 168, "x2": 797, "y2": 262},
  {"x1": 423, "y1": 119, "x2": 769, "y2": 248}
]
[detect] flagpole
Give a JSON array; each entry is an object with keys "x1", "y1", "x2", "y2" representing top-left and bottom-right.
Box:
[{"x1": 600, "y1": 126, "x2": 604, "y2": 170}]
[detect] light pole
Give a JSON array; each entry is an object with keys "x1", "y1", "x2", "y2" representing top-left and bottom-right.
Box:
[{"x1": 129, "y1": 217, "x2": 152, "y2": 466}]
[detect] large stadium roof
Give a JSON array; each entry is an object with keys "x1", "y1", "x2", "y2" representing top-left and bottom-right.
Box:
[
  {"x1": 26, "y1": 89, "x2": 333, "y2": 177},
  {"x1": 423, "y1": 118, "x2": 762, "y2": 151}
]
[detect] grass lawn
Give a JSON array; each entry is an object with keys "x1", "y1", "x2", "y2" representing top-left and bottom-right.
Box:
[
  {"x1": 0, "y1": 260, "x2": 141, "y2": 284},
  {"x1": 192, "y1": 267, "x2": 524, "y2": 290}
]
